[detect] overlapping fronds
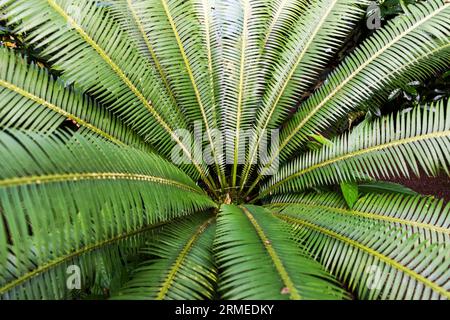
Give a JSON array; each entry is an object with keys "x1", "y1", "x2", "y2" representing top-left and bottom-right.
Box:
[
  {"x1": 107, "y1": 0, "x2": 183, "y2": 117},
  {"x1": 154, "y1": 0, "x2": 225, "y2": 186},
  {"x1": 108, "y1": 0, "x2": 227, "y2": 187},
  {"x1": 261, "y1": 0, "x2": 307, "y2": 57},
  {"x1": 109, "y1": 0, "x2": 216, "y2": 125},
  {"x1": 0, "y1": 0, "x2": 449, "y2": 301},
  {"x1": 279, "y1": 0, "x2": 450, "y2": 156},
  {"x1": 0, "y1": 46, "x2": 150, "y2": 151},
  {"x1": 267, "y1": 192, "x2": 450, "y2": 244},
  {"x1": 275, "y1": 205, "x2": 450, "y2": 299},
  {"x1": 259, "y1": 100, "x2": 450, "y2": 198},
  {"x1": 0, "y1": 131, "x2": 215, "y2": 299},
  {"x1": 249, "y1": 0, "x2": 450, "y2": 188},
  {"x1": 215, "y1": 204, "x2": 345, "y2": 299},
  {"x1": 214, "y1": 0, "x2": 268, "y2": 187},
  {"x1": 0, "y1": 0, "x2": 218, "y2": 189},
  {"x1": 113, "y1": 214, "x2": 216, "y2": 300},
  {"x1": 240, "y1": 0, "x2": 367, "y2": 189},
  {"x1": 359, "y1": 38, "x2": 450, "y2": 114}
]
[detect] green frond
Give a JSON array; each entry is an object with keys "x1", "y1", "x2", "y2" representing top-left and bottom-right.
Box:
[
  {"x1": 213, "y1": 0, "x2": 269, "y2": 187},
  {"x1": 107, "y1": 0, "x2": 227, "y2": 188},
  {"x1": 215, "y1": 204, "x2": 345, "y2": 300},
  {"x1": 261, "y1": 0, "x2": 307, "y2": 53},
  {"x1": 0, "y1": 46, "x2": 151, "y2": 151},
  {"x1": 106, "y1": 0, "x2": 184, "y2": 120},
  {"x1": 358, "y1": 38, "x2": 450, "y2": 115},
  {"x1": 267, "y1": 192, "x2": 450, "y2": 244},
  {"x1": 0, "y1": 131, "x2": 215, "y2": 299},
  {"x1": 113, "y1": 214, "x2": 216, "y2": 300},
  {"x1": 241, "y1": 0, "x2": 367, "y2": 190},
  {"x1": 157, "y1": 0, "x2": 225, "y2": 186},
  {"x1": 108, "y1": 0, "x2": 215, "y2": 125},
  {"x1": 252, "y1": 0, "x2": 450, "y2": 184},
  {"x1": 1, "y1": 0, "x2": 218, "y2": 190},
  {"x1": 276, "y1": 207, "x2": 450, "y2": 299},
  {"x1": 262, "y1": 0, "x2": 366, "y2": 126},
  {"x1": 259, "y1": 99, "x2": 450, "y2": 198},
  {"x1": 0, "y1": 0, "x2": 449, "y2": 301}
]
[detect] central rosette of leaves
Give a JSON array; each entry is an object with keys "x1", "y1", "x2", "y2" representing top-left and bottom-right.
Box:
[{"x1": 0, "y1": 0, "x2": 449, "y2": 301}]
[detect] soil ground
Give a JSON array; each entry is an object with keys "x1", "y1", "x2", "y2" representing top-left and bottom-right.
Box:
[{"x1": 387, "y1": 172, "x2": 450, "y2": 203}]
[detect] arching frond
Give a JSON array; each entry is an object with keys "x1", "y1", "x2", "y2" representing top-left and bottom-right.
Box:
[
  {"x1": 259, "y1": 100, "x2": 450, "y2": 198},
  {"x1": 108, "y1": 0, "x2": 227, "y2": 188},
  {"x1": 157, "y1": 0, "x2": 225, "y2": 186},
  {"x1": 267, "y1": 192, "x2": 450, "y2": 244},
  {"x1": 107, "y1": 0, "x2": 183, "y2": 119},
  {"x1": 1, "y1": 0, "x2": 217, "y2": 190},
  {"x1": 214, "y1": 204, "x2": 345, "y2": 299},
  {"x1": 240, "y1": 0, "x2": 366, "y2": 190},
  {"x1": 249, "y1": 0, "x2": 450, "y2": 189},
  {"x1": 358, "y1": 38, "x2": 450, "y2": 115},
  {"x1": 113, "y1": 214, "x2": 216, "y2": 300},
  {"x1": 0, "y1": 46, "x2": 151, "y2": 151},
  {"x1": 0, "y1": 131, "x2": 215, "y2": 299},
  {"x1": 279, "y1": 0, "x2": 450, "y2": 157},
  {"x1": 275, "y1": 207, "x2": 450, "y2": 299},
  {"x1": 261, "y1": 0, "x2": 307, "y2": 54},
  {"x1": 0, "y1": 0, "x2": 449, "y2": 302},
  {"x1": 213, "y1": 0, "x2": 268, "y2": 187}
]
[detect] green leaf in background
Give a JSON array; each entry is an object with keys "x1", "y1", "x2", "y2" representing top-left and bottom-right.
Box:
[
  {"x1": 308, "y1": 133, "x2": 334, "y2": 147},
  {"x1": 402, "y1": 84, "x2": 418, "y2": 96},
  {"x1": 358, "y1": 181, "x2": 417, "y2": 196},
  {"x1": 340, "y1": 181, "x2": 359, "y2": 209}
]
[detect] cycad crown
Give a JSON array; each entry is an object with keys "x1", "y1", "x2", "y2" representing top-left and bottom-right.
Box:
[{"x1": 0, "y1": 0, "x2": 449, "y2": 300}]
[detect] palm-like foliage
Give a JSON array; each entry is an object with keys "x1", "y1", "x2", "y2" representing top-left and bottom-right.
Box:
[{"x1": 0, "y1": 0, "x2": 449, "y2": 300}]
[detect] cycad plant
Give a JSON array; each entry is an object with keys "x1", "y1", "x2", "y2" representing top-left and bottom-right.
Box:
[{"x1": 0, "y1": 0, "x2": 449, "y2": 300}]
